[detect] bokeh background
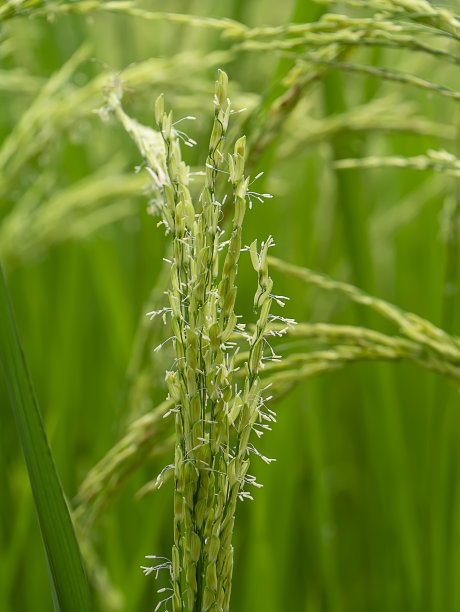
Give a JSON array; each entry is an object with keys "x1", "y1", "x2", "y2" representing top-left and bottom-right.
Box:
[{"x1": 1, "y1": 1, "x2": 460, "y2": 610}]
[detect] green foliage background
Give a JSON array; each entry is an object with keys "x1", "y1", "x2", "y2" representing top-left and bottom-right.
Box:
[{"x1": 1, "y1": 0, "x2": 460, "y2": 610}]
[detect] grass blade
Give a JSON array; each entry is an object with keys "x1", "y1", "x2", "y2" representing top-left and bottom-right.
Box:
[{"x1": 0, "y1": 265, "x2": 91, "y2": 611}]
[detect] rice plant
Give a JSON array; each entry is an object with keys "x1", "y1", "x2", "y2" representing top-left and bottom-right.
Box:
[{"x1": 1, "y1": 0, "x2": 460, "y2": 610}]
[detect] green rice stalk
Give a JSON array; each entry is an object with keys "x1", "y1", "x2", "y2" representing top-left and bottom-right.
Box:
[
  {"x1": 0, "y1": 46, "x2": 241, "y2": 203},
  {"x1": 280, "y1": 97, "x2": 452, "y2": 157},
  {"x1": 0, "y1": 44, "x2": 92, "y2": 200},
  {"x1": 335, "y1": 149, "x2": 460, "y2": 177},
  {"x1": 74, "y1": 400, "x2": 174, "y2": 532},
  {"x1": 108, "y1": 71, "x2": 285, "y2": 611},
  {"x1": 234, "y1": 15, "x2": 460, "y2": 66},
  {"x1": 269, "y1": 257, "x2": 460, "y2": 360},
  {"x1": 322, "y1": 0, "x2": 460, "y2": 38},
  {"x1": 307, "y1": 58, "x2": 460, "y2": 102},
  {"x1": 0, "y1": 165, "x2": 146, "y2": 267}
]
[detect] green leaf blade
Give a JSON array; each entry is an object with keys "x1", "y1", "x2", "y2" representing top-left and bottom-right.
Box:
[{"x1": 0, "y1": 265, "x2": 91, "y2": 612}]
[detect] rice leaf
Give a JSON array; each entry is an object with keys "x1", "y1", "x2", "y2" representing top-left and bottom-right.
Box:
[{"x1": 0, "y1": 265, "x2": 91, "y2": 611}]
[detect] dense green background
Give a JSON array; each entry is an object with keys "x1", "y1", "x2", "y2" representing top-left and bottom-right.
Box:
[{"x1": 1, "y1": 1, "x2": 460, "y2": 610}]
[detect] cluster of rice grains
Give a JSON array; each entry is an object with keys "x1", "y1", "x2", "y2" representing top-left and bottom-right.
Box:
[{"x1": 131, "y1": 71, "x2": 290, "y2": 611}]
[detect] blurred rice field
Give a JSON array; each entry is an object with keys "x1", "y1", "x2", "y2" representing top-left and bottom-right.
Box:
[{"x1": 1, "y1": 0, "x2": 460, "y2": 610}]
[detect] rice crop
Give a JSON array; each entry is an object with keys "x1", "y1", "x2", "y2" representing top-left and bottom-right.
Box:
[{"x1": 1, "y1": 1, "x2": 460, "y2": 611}]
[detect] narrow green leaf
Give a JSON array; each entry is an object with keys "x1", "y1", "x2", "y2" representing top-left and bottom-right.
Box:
[{"x1": 0, "y1": 265, "x2": 91, "y2": 611}]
